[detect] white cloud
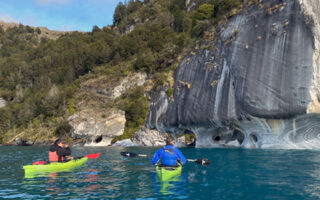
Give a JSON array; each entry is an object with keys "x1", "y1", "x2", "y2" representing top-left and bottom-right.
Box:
[
  {"x1": 0, "y1": 14, "x2": 19, "y2": 23},
  {"x1": 34, "y1": 0, "x2": 70, "y2": 6}
]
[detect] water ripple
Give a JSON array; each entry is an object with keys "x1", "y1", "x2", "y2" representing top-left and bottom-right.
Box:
[{"x1": 1, "y1": 146, "x2": 320, "y2": 199}]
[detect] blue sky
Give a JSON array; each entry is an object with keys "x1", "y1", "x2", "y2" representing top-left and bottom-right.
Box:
[{"x1": 0, "y1": 0, "x2": 123, "y2": 32}]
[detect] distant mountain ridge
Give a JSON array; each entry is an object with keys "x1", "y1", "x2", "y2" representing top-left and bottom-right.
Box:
[{"x1": 0, "y1": 20, "x2": 67, "y2": 40}]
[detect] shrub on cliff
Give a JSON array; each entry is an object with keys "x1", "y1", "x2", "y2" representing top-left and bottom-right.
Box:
[
  {"x1": 54, "y1": 121, "x2": 73, "y2": 137},
  {"x1": 194, "y1": 4, "x2": 214, "y2": 20},
  {"x1": 113, "y1": 2, "x2": 127, "y2": 25},
  {"x1": 213, "y1": 0, "x2": 241, "y2": 18},
  {"x1": 112, "y1": 86, "x2": 149, "y2": 142},
  {"x1": 191, "y1": 20, "x2": 210, "y2": 38}
]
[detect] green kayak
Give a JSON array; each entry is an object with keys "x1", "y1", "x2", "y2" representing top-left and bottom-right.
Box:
[
  {"x1": 156, "y1": 164, "x2": 182, "y2": 181},
  {"x1": 23, "y1": 157, "x2": 88, "y2": 176}
]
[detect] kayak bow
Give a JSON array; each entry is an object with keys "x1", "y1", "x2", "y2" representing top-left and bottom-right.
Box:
[{"x1": 156, "y1": 164, "x2": 182, "y2": 181}]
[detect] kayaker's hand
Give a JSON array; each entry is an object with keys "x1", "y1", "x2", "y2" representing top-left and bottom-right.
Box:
[{"x1": 66, "y1": 155, "x2": 73, "y2": 159}]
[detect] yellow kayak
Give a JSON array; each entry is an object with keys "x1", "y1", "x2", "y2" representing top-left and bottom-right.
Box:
[
  {"x1": 23, "y1": 157, "x2": 88, "y2": 177},
  {"x1": 156, "y1": 164, "x2": 182, "y2": 181}
]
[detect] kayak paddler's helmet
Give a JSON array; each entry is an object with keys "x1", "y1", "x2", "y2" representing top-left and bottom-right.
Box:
[{"x1": 166, "y1": 135, "x2": 175, "y2": 145}]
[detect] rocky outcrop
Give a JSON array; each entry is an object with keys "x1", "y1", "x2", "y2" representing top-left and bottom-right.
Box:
[
  {"x1": 147, "y1": 0, "x2": 320, "y2": 149},
  {"x1": 110, "y1": 72, "x2": 147, "y2": 99},
  {"x1": 69, "y1": 109, "x2": 126, "y2": 146},
  {"x1": 112, "y1": 139, "x2": 136, "y2": 147},
  {"x1": 11, "y1": 137, "x2": 33, "y2": 146},
  {"x1": 0, "y1": 98, "x2": 6, "y2": 108},
  {"x1": 81, "y1": 72, "x2": 147, "y2": 101},
  {"x1": 70, "y1": 72, "x2": 148, "y2": 146},
  {"x1": 132, "y1": 127, "x2": 168, "y2": 146},
  {"x1": 112, "y1": 127, "x2": 168, "y2": 147}
]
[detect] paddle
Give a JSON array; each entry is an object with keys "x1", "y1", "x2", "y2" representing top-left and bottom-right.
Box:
[
  {"x1": 32, "y1": 153, "x2": 101, "y2": 165},
  {"x1": 32, "y1": 161, "x2": 47, "y2": 165},
  {"x1": 120, "y1": 152, "x2": 148, "y2": 157},
  {"x1": 85, "y1": 153, "x2": 101, "y2": 159},
  {"x1": 186, "y1": 158, "x2": 211, "y2": 166},
  {"x1": 120, "y1": 151, "x2": 211, "y2": 166}
]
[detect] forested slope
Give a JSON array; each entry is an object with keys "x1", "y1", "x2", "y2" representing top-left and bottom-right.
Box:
[{"x1": 0, "y1": 0, "x2": 243, "y2": 144}]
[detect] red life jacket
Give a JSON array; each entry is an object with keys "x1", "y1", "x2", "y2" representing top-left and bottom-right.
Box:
[{"x1": 49, "y1": 151, "x2": 64, "y2": 162}]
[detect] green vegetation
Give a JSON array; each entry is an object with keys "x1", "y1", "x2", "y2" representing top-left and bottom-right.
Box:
[
  {"x1": 54, "y1": 121, "x2": 73, "y2": 137},
  {"x1": 112, "y1": 87, "x2": 149, "y2": 143},
  {"x1": 184, "y1": 132, "x2": 196, "y2": 144},
  {"x1": 194, "y1": 4, "x2": 214, "y2": 20},
  {"x1": 0, "y1": 0, "x2": 244, "y2": 143},
  {"x1": 190, "y1": 0, "x2": 242, "y2": 37}
]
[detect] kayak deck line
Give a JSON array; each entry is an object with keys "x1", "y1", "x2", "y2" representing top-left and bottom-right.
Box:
[{"x1": 156, "y1": 164, "x2": 182, "y2": 182}]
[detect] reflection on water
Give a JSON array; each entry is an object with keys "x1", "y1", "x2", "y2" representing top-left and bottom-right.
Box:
[
  {"x1": 302, "y1": 152, "x2": 320, "y2": 199},
  {"x1": 85, "y1": 169, "x2": 99, "y2": 192},
  {"x1": 22, "y1": 167, "x2": 102, "y2": 198},
  {"x1": 46, "y1": 172, "x2": 60, "y2": 196},
  {"x1": 154, "y1": 172, "x2": 186, "y2": 195}
]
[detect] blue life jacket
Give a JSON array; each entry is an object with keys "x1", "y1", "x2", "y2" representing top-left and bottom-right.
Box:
[{"x1": 160, "y1": 146, "x2": 178, "y2": 166}]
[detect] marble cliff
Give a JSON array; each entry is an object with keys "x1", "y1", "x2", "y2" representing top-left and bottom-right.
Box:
[{"x1": 147, "y1": 0, "x2": 320, "y2": 149}]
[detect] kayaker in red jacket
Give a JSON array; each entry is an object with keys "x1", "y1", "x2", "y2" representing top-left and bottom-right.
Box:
[{"x1": 49, "y1": 139, "x2": 73, "y2": 162}]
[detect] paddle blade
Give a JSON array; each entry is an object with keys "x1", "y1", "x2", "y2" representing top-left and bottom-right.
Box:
[
  {"x1": 195, "y1": 158, "x2": 211, "y2": 166},
  {"x1": 33, "y1": 161, "x2": 47, "y2": 165},
  {"x1": 85, "y1": 153, "x2": 100, "y2": 159},
  {"x1": 120, "y1": 152, "x2": 137, "y2": 157}
]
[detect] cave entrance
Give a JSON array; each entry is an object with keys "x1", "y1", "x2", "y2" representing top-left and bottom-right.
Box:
[
  {"x1": 212, "y1": 128, "x2": 245, "y2": 145},
  {"x1": 95, "y1": 136, "x2": 103, "y2": 143},
  {"x1": 177, "y1": 131, "x2": 196, "y2": 147},
  {"x1": 214, "y1": 136, "x2": 221, "y2": 142}
]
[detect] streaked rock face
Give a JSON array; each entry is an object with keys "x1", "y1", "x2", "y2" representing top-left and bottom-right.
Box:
[
  {"x1": 301, "y1": 0, "x2": 320, "y2": 113},
  {"x1": 147, "y1": 0, "x2": 320, "y2": 149}
]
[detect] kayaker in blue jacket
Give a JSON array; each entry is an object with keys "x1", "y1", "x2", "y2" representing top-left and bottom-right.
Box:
[{"x1": 152, "y1": 135, "x2": 186, "y2": 166}]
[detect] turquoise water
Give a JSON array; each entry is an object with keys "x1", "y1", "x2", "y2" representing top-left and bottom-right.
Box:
[{"x1": 1, "y1": 146, "x2": 320, "y2": 199}]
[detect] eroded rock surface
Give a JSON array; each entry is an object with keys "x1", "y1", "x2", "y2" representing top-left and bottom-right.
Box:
[{"x1": 147, "y1": 0, "x2": 320, "y2": 149}]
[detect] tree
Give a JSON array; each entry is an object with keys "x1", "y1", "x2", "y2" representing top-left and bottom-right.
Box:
[
  {"x1": 194, "y1": 4, "x2": 214, "y2": 20},
  {"x1": 92, "y1": 25, "x2": 101, "y2": 33},
  {"x1": 113, "y1": 2, "x2": 127, "y2": 25},
  {"x1": 127, "y1": 0, "x2": 142, "y2": 14}
]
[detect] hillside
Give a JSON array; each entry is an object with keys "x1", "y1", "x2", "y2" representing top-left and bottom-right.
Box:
[{"x1": 0, "y1": 0, "x2": 247, "y2": 145}]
